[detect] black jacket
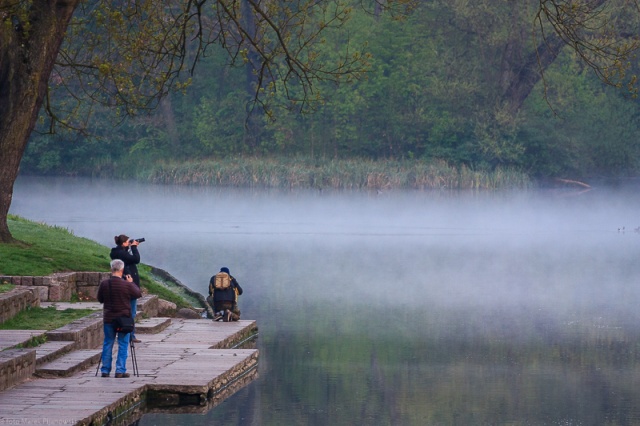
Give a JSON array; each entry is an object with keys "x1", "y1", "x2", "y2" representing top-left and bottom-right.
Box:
[
  {"x1": 110, "y1": 245, "x2": 140, "y2": 286},
  {"x1": 210, "y1": 274, "x2": 243, "y2": 303}
]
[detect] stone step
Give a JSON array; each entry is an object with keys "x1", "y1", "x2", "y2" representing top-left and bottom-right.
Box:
[
  {"x1": 137, "y1": 294, "x2": 159, "y2": 318},
  {"x1": 0, "y1": 330, "x2": 47, "y2": 351},
  {"x1": 45, "y1": 311, "x2": 103, "y2": 350},
  {"x1": 40, "y1": 301, "x2": 102, "y2": 311},
  {"x1": 35, "y1": 349, "x2": 102, "y2": 378},
  {"x1": 34, "y1": 341, "x2": 76, "y2": 367},
  {"x1": 136, "y1": 317, "x2": 172, "y2": 334}
]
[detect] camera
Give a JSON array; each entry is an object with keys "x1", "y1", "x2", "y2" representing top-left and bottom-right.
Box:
[{"x1": 129, "y1": 238, "x2": 145, "y2": 243}]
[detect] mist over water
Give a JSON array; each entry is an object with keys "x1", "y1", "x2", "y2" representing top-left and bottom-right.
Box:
[{"x1": 10, "y1": 176, "x2": 640, "y2": 424}]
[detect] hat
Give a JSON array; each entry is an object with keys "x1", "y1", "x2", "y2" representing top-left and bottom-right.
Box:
[{"x1": 220, "y1": 267, "x2": 230, "y2": 274}]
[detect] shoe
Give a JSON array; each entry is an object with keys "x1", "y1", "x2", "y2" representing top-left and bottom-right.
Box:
[
  {"x1": 213, "y1": 314, "x2": 223, "y2": 321},
  {"x1": 101, "y1": 373, "x2": 109, "y2": 378},
  {"x1": 115, "y1": 372, "x2": 130, "y2": 378},
  {"x1": 131, "y1": 338, "x2": 141, "y2": 343},
  {"x1": 225, "y1": 310, "x2": 232, "y2": 322}
]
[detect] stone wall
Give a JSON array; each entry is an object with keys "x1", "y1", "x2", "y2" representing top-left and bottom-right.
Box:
[
  {"x1": 0, "y1": 271, "x2": 110, "y2": 302},
  {"x1": 0, "y1": 349, "x2": 35, "y2": 392},
  {"x1": 0, "y1": 287, "x2": 40, "y2": 324}
]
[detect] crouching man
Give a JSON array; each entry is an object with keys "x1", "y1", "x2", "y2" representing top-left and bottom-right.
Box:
[
  {"x1": 209, "y1": 267, "x2": 243, "y2": 322},
  {"x1": 97, "y1": 259, "x2": 142, "y2": 378}
]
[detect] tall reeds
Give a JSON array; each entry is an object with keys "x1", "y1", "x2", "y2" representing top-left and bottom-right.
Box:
[{"x1": 142, "y1": 157, "x2": 533, "y2": 190}]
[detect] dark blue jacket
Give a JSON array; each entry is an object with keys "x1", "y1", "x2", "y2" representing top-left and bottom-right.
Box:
[{"x1": 210, "y1": 274, "x2": 243, "y2": 303}]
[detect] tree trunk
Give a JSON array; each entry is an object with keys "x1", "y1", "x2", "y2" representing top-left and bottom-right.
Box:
[
  {"x1": 161, "y1": 96, "x2": 179, "y2": 147},
  {"x1": 0, "y1": 0, "x2": 79, "y2": 243},
  {"x1": 501, "y1": 33, "x2": 565, "y2": 115}
]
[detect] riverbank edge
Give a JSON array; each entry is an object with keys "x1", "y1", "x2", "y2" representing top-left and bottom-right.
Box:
[
  {"x1": 149, "y1": 266, "x2": 214, "y2": 318},
  {"x1": 2, "y1": 215, "x2": 207, "y2": 314}
]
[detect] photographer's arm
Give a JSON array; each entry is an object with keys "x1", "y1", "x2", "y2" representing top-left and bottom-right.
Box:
[{"x1": 234, "y1": 280, "x2": 243, "y2": 296}]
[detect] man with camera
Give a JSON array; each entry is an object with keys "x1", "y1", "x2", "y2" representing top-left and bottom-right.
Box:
[
  {"x1": 110, "y1": 234, "x2": 144, "y2": 342},
  {"x1": 98, "y1": 259, "x2": 142, "y2": 378}
]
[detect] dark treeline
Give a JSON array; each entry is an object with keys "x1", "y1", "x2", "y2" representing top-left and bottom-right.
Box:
[{"x1": 21, "y1": 1, "x2": 640, "y2": 183}]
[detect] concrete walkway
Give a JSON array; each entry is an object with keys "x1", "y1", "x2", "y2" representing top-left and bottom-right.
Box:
[{"x1": 0, "y1": 318, "x2": 259, "y2": 425}]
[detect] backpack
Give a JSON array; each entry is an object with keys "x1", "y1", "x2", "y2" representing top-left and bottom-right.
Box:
[{"x1": 213, "y1": 272, "x2": 231, "y2": 291}]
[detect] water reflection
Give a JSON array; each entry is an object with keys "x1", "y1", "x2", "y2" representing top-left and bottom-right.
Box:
[{"x1": 10, "y1": 176, "x2": 640, "y2": 425}]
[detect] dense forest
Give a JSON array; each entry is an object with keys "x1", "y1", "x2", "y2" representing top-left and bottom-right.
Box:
[{"x1": 21, "y1": 0, "x2": 640, "y2": 184}]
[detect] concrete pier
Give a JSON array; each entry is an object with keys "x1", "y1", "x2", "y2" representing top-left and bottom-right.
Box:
[{"x1": 0, "y1": 318, "x2": 259, "y2": 425}]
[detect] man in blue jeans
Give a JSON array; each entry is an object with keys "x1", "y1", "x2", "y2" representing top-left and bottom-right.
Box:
[{"x1": 97, "y1": 259, "x2": 142, "y2": 378}]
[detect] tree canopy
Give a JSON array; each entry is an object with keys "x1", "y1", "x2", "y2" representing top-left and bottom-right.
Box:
[
  {"x1": 2, "y1": 0, "x2": 640, "y2": 243},
  {"x1": 0, "y1": 0, "x2": 414, "y2": 243}
]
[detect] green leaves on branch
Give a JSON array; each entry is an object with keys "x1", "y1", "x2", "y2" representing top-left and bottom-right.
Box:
[{"x1": 40, "y1": 0, "x2": 409, "y2": 132}]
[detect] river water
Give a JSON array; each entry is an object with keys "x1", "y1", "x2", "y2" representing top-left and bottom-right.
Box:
[{"x1": 10, "y1": 176, "x2": 640, "y2": 425}]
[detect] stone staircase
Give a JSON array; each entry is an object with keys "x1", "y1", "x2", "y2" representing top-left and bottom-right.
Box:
[
  {"x1": 34, "y1": 340, "x2": 77, "y2": 366},
  {"x1": 0, "y1": 292, "x2": 163, "y2": 390}
]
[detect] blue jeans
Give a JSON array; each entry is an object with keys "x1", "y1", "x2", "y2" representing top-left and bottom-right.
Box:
[
  {"x1": 101, "y1": 322, "x2": 130, "y2": 375},
  {"x1": 130, "y1": 299, "x2": 137, "y2": 339}
]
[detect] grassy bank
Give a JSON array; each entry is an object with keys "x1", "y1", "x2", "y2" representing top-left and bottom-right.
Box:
[
  {"x1": 139, "y1": 157, "x2": 533, "y2": 190},
  {"x1": 0, "y1": 215, "x2": 193, "y2": 309},
  {"x1": 0, "y1": 306, "x2": 97, "y2": 331}
]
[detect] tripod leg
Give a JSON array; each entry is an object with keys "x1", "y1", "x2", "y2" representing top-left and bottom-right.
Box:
[
  {"x1": 95, "y1": 354, "x2": 102, "y2": 377},
  {"x1": 129, "y1": 338, "x2": 139, "y2": 377},
  {"x1": 133, "y1": 342, "x2": 139, "y2": 376},
  {"x1": 95, "y1": 341, "x2": 106, "y2": 377}
]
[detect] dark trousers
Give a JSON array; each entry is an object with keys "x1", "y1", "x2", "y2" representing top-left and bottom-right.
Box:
[{"x1": 213, "y1": 301, "x2": 240, "y2": 321}]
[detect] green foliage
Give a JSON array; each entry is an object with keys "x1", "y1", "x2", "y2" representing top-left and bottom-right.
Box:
[
  {"x1": 194, "y1": 91, "x2": 248, "y2": 156},
  {"x1": 20, "y1": 0, "x2": 640, "y2": 181},
  {"x1": 521, "y1": 49, "x2": 640, "y2": 178}
]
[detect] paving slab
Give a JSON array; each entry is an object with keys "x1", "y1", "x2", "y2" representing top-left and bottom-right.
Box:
[
  {"x1": 36, "y1": 349, "x2": 102, "y2": 377},
  {"x1": 41, "y1": 302, "x2": 102, "y2": 310},
  {"x1": 136, "y1": 317, "x2": 172, "y2": 334},
  {"x1": 0, "y1": 330, "x2": 47, "y2": 350}
]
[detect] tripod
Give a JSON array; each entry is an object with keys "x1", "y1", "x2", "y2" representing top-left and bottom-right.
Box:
[
  {"x1": 129, "y1": 338, "x2": 139, "y2": 377},
  {"x1": 95, "y1": 335, "x2": 139, "y2": 377}
]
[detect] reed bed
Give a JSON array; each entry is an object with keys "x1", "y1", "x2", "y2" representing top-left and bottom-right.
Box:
[{"x1": 142, "y1": 157, "x2": 533, "y2": 190}]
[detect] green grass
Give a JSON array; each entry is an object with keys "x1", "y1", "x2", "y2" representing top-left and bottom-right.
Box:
[
  {"x1": 0, "y1": 306, "x2": 96, "y2": 330},
  {"x1": 16, "y1": 334, "x2": 49, "y2": 348},
  {"x1": 0, "y1": 283, "x2": 15, "y2": 293},
  {"x1": 0, "y1": 215, "x2": 111, "y2": 275},
  {"x1": 0, "y1": 215, "x2": 192, "y2": 309},
  {"x1": 139, "y1": 265, "x2": 192, "y2": 309}
]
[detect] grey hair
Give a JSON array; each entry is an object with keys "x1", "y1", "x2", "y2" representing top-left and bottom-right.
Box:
[{"x1": 110, "y1": 259, "x2": 125, "y2": 273}]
